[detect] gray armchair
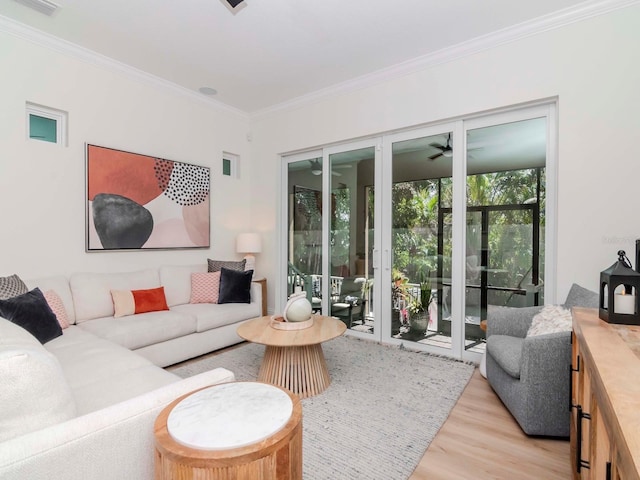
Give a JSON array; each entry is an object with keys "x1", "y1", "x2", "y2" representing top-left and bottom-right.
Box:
[{"x1": 486, "y1": 284, "x2": 598, "y2": 437}]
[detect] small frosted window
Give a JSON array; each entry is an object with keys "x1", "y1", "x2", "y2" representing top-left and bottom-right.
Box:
[
  {"x1": 223, "y1": 152, "x2": 239, "y2": 178},
  {"x1": 29, "y1": 114, "x2": 57, "y2": 143},
  {"x1": 26, "y1": 102, "x2": 67, "y2": 146}
]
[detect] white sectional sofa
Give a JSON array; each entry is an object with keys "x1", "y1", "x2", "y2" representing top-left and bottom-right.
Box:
[{"x1": 0, "y1": 263, "x2": 262, "y2": 480}]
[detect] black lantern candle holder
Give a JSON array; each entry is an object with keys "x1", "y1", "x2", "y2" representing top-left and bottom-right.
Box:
[{"x1": 599, "y1": 250, "x2": 640, "y2": 325}]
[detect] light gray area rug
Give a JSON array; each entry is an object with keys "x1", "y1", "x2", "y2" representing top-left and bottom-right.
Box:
[{"x1": 168, "y1": 336, "x2": 475, "y2": 480}]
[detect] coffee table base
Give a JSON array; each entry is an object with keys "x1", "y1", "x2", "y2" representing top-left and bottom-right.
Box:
[{"x1": 259, "y1": 344, "x2": 330, "y2": 399}]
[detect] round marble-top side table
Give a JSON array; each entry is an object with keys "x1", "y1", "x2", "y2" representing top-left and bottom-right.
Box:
[{"x1": 154, "y1": 382, "x2": 302, "y2": 480}]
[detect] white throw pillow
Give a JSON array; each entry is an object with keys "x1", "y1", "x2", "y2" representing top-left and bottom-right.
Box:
[
  {"x1": 526, "y1": 304, "x2": 572, "y2": 337},
  {"x1": 0, "y1": 319, "x2": 76, "y2": 442}
]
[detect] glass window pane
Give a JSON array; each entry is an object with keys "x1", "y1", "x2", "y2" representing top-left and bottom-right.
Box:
[
  {"x1": 465, "y1": 117, "x2": 546, "y2": 351},
  {"x1": 287, "y1": 157, "x2": 323, "y2": 313},
  {"x1": 29, "y1": 114, "x2": 57, "y2": 143},
  {"x1": 223, "y1": 158, "x2": 231, "y2": 176},
  {"x1": 329, "y1": 147, "x2": 375, "y2": 334},
  {"x1": 391, "y1": 133, "x2": 453, "y2": 348}
]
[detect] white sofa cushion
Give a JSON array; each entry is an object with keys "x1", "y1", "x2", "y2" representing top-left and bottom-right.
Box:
[
  {"x1": 70, "y1": 269, "x2": 160, "y2": 323},
  {"x1": 25, "y1": 276, "x2": 76, "y2": 324},
  {"x1": 45, "y1": 326, "x2": 179, "y2": 414},
  {"x1": 173, "y1": 297, "x2": 261, "y2": 332},
  {"x1": 0, "y1": 318, "x2": 76, "y2": 442},
  {"x1": 159, "y1": 264, "x2": 207, "y2": 307},
  {"x1": 76, "y1": 310, "x2": 197, "y2": 351},
  {"x1": 0, "y1": 367, "x2": 235, "y2": 480}
]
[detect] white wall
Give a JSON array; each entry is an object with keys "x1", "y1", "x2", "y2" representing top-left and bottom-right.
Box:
[
  {"x1": 0, "y1": 30, "x2": 253, "y2": 279},
  {"x1": 250, "y1": 5, "x2": 640, "y2": 307}
]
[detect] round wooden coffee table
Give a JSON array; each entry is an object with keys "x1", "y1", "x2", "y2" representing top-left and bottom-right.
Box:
[
  {"x1": 237, "y1": 315, "x2": 346, "y2": 398},
  {"x1": 154, "y1": 382, "x2": 302, "y2": 480}
]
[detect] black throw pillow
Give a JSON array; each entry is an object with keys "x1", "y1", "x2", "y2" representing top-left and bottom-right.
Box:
[
  {"x1": 218, "y1": 268, "x2": 253, "y2": 304},
  {"x1": 0, "y1": 287, "x2": 63, "y2": 344}
]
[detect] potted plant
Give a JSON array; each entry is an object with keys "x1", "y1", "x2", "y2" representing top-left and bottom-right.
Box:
[
  {"x1": 408, "y1": 271, "x2": 433, "y2": 332},
  {"x1": 391, "y1": 268, "x2": 411, "y2": 335}
]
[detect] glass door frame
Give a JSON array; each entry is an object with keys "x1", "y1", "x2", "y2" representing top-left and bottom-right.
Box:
[
  {"x1": 323, "y1": 139, "x2": 381, "y2": 341},
  {"x1": 279, "y1": 149, "x2": 324, "y2": 317},
  {"x1": 381, "y1": 121, "x2": 463, "y2": 357}
]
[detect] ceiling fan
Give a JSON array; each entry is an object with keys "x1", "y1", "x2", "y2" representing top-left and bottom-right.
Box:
[
  {"x1": 427, "y1": 133, "x2": 453, "y2": 160},
  {"x1": 309, "y1": 159, "x2": 352, "y2": 177}
]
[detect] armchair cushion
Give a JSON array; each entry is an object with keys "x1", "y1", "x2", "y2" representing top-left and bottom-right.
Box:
[
  {"x1": 564, "y1": 283, "x2": 599, "y2": 309},
  {"x1": 487, "y1": 305, "x2": 544, "y2": 338},
  {"x1": 487, "y1": 335, "x2": 523, "y2": 379}
]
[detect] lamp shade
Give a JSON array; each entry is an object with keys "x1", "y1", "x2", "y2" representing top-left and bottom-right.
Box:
[{"x1": 236, "y1": 233, "x2": 262, "y2": 254}]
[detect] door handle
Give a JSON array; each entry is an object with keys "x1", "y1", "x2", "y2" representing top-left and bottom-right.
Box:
[{"x1": 576, "y1": 405, "x2": 591, "y2": 473}]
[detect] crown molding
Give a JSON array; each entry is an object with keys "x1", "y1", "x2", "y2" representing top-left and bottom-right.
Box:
[
  {"x1": 1, "y1": 0, "x2": 637, "y2": 121},
  {"x1": 251, "y1": 0, "x2": 640, "y2": 119},
  {"x1": 0, "y1": 14, "x2": 249, "y2": 120}
]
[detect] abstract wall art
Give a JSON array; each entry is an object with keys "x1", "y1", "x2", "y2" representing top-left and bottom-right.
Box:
[{"x1": 86, "y1": 144, "x2": 210, "y2": 251}]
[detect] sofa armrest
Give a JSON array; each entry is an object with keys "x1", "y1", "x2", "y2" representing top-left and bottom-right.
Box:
[
  {"x1": 0, "y1": 368, "x2": 234, "y2": 480},
  {"x1": 251, "y1": 281, "x2": 262, "y2": 310},
  {"x1": 487, "y1": 305, "x2": 544, "y2": 339},
  {"x1": 520, "y1": 332, "x2": 571, "y2": 383}
]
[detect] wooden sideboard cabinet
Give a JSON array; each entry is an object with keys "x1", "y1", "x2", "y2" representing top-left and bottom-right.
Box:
[{"x1": 571, "y1": 307, "x2": 640, "y2": 480}]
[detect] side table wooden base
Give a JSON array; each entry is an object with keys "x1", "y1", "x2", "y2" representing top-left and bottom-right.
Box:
[
  {"x1": 154, "y1": 383, "x2": 302, "y2": 480},
  {"x1": 259, "y1": 344, "x2": 331, "y2": 399}
]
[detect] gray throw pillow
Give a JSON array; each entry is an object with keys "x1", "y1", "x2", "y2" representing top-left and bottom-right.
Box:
[
  {"x1": 207, "y1": 258, "x2": 246, "y2": 273},
  {"x1": 0, "y1": 288, "x2": 63, "y2": 344},
  {"x1": 0, "y1": 274, "x2": 28, "y2": 300}
]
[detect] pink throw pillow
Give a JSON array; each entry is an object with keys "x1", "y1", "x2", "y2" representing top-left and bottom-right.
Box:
[
  {"x1": 190, "y1": 272, "x2": 221, "y2": 304},
  {"x1": 43, "y1": 289, "x2": 70, "y2": 329}
]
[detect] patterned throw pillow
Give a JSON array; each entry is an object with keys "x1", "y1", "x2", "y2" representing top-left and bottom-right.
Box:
[
  {"x1": 43, "y1": 290, "x2": 70, "y2": 329},
  {"x1": 207, "y1": 258, "x2": 246, "y2": 273},
  {"x1": 526, "y1": 305, "x2": 572, "y2": 337},
  {"x1": 111, "y1": 287, "x2": 169, "y2": 318},
  {"x1": 0, "y1": 274, "x2": 28, "y2": 300},
  {"x1": 190, "y1": 272, "x2": 221, "y2": 304}
]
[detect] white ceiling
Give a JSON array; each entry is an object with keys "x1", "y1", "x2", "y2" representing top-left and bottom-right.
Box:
[{"x1": 0, "y1": 0, "x2": 601, "y2": 114}]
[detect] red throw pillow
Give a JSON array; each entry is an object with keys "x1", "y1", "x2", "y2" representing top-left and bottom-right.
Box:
[{"x1": 111, "y1": 287, "x2": 169, "y2": 318}]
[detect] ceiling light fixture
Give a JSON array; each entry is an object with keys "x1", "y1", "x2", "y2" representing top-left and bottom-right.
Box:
[
  {"x1": 309, "y1": 159, "x2": 322, "y2": 175},
  {"x1": 13, "y1": 0, "x2": 59, "y2": 16}
]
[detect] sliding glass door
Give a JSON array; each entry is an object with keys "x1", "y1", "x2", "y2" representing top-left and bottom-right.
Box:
[
  {"x1": 385, "y1": 125, "x2": 456, "y2": 352},
  {"x1": 281, "y1": 103, "x2": 556, "y2": 362},
  {"x1": 283, "y1": 141, "x2": 380, "y2": 338},
  {"x1": 381, "y1": 107, "x2": 554, "y2": 361}
]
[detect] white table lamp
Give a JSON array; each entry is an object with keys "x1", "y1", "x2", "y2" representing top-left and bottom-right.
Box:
[{"x1": 236, "y1": 233, "x2": 262, "y2": 274}]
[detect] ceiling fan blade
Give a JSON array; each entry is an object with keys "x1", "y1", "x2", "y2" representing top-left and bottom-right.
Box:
[{"x1": 428, "y1": 153, "x2": 442, "y2": 161}]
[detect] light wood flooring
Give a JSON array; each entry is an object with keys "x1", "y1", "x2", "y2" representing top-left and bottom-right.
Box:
[{"x1": 410, "y1": 369, "x2": 571, "y2": 479}]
